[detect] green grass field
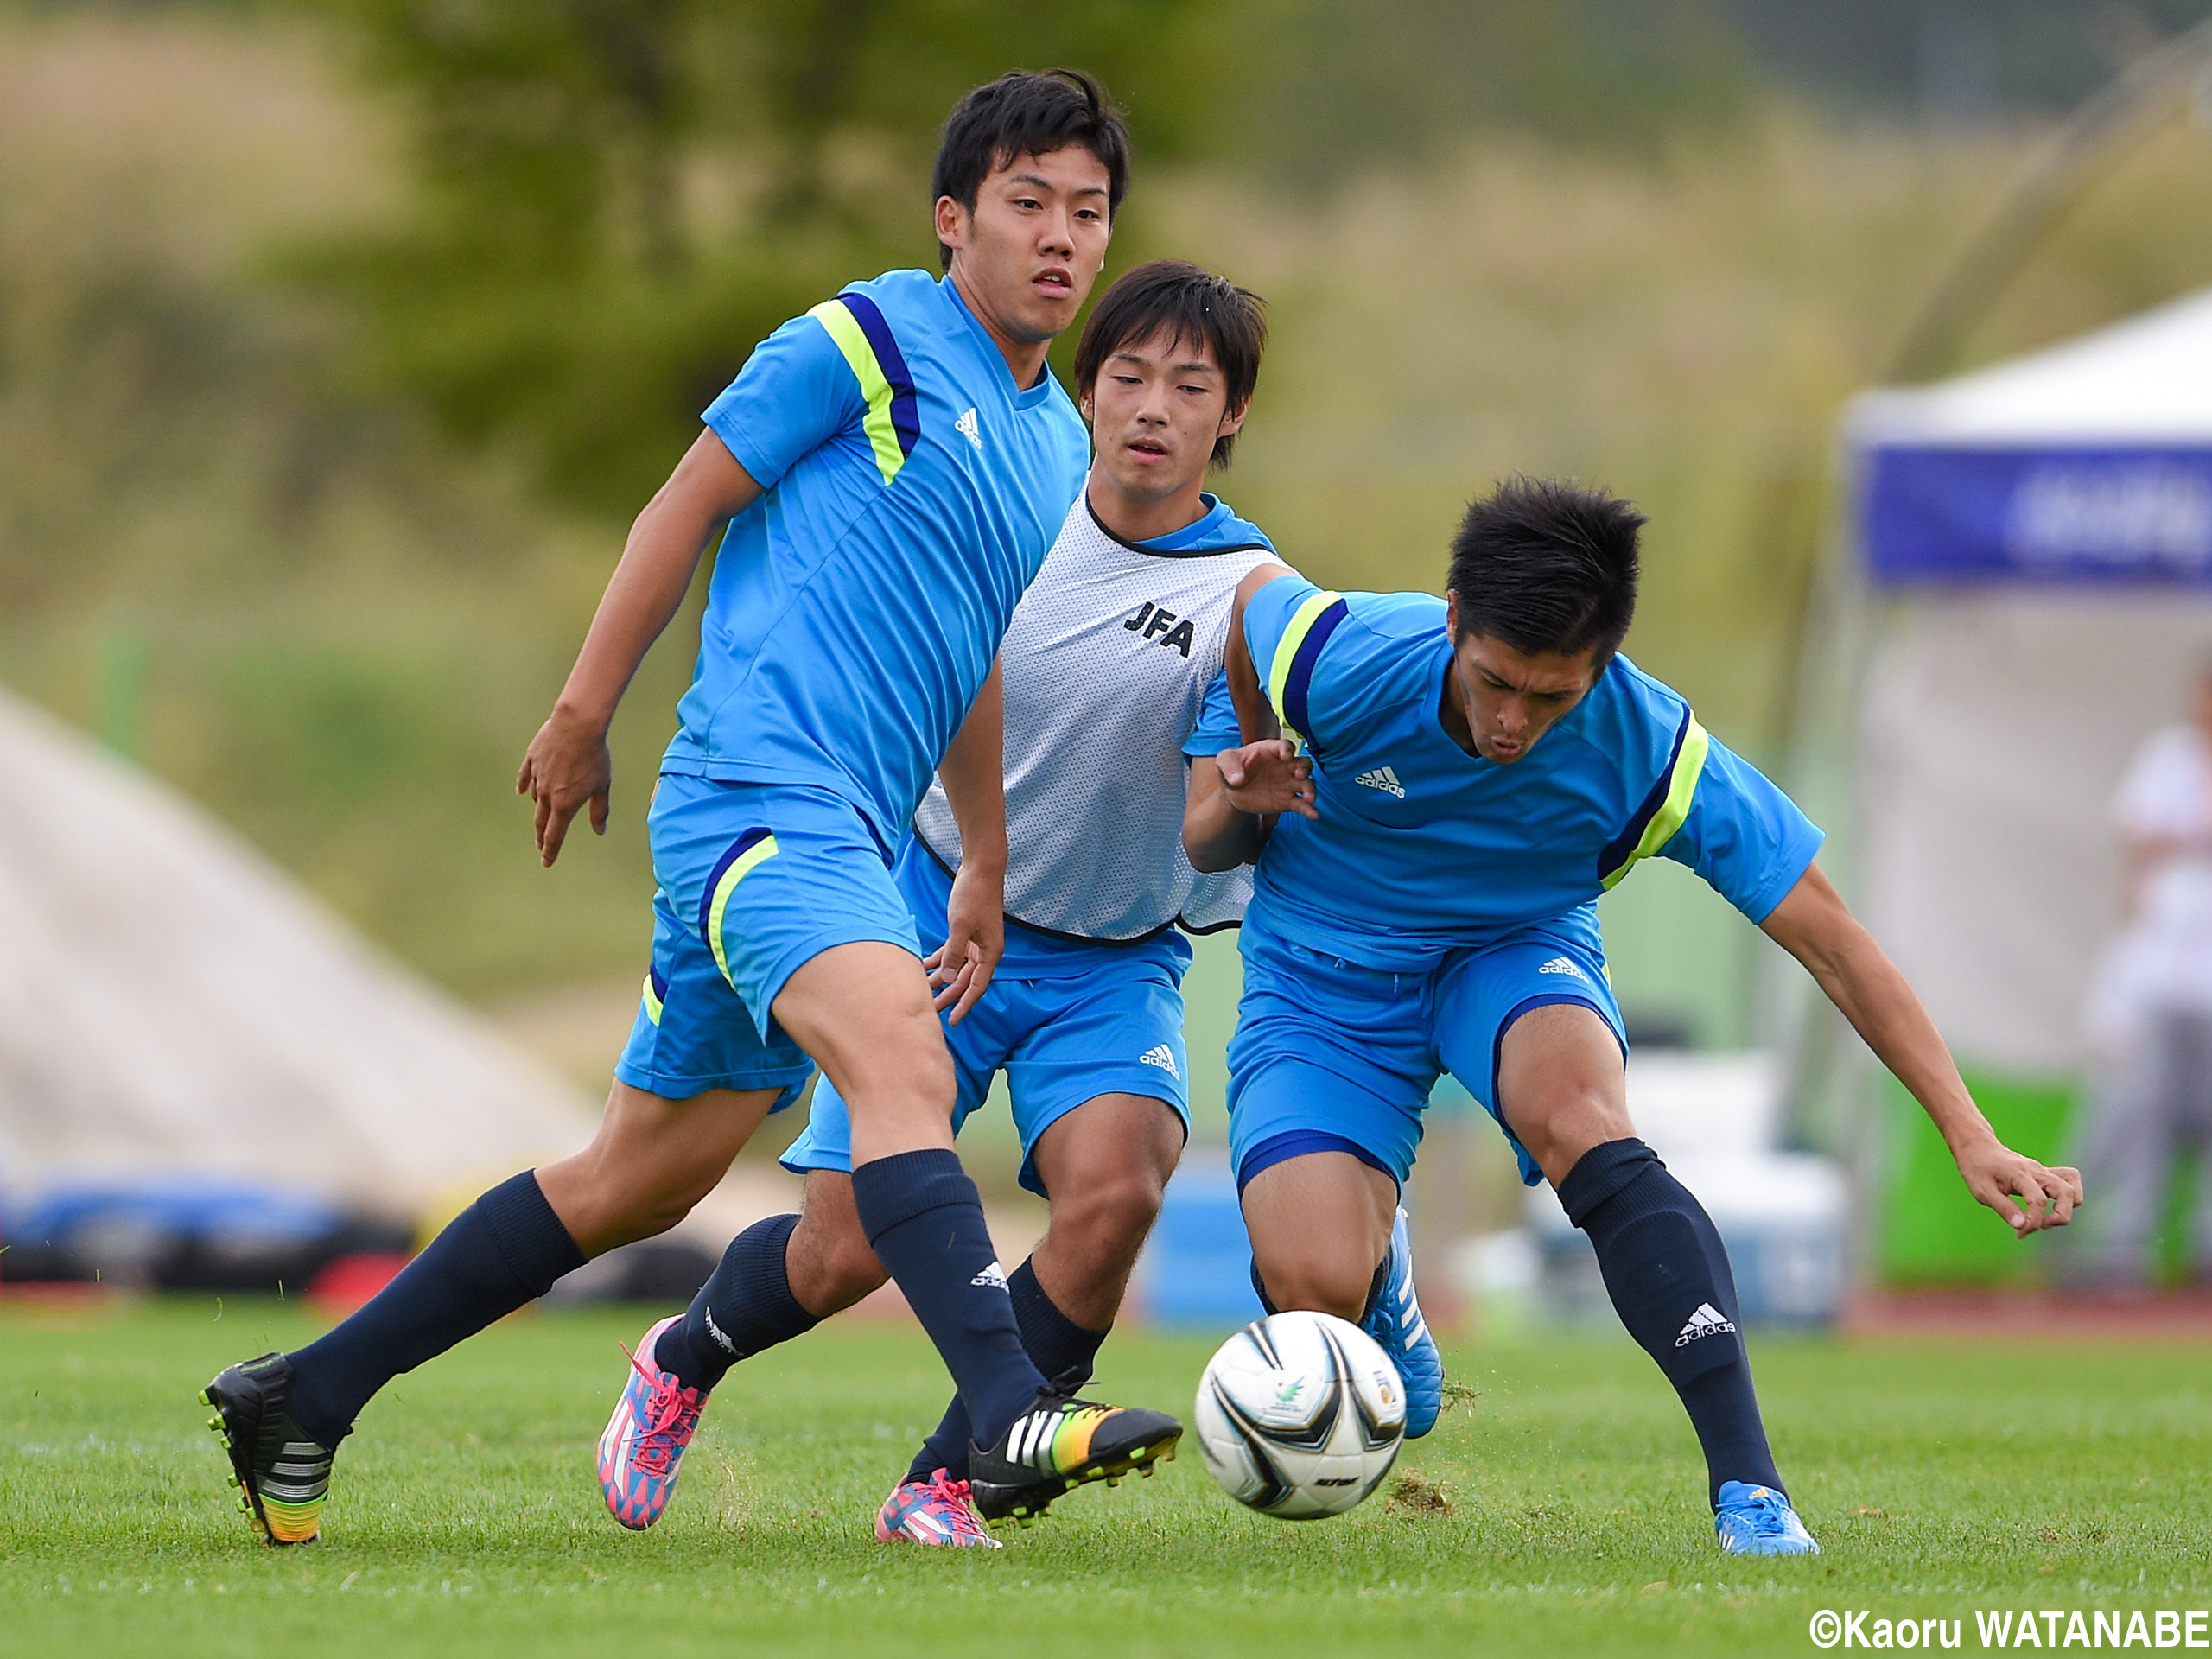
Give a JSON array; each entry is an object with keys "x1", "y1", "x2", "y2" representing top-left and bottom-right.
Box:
[{"x1": 3, "y1": 1299, "x2": 2205, "y2": 1658}]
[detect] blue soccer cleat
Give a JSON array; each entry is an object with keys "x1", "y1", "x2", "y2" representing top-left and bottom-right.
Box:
[
  {"x1": 1714, "y1": 1480, "x2": 1821, "y2": 1554},
  {"x1": 1362, "y1": 1206, "x2": 1443, "y2": 1438}
]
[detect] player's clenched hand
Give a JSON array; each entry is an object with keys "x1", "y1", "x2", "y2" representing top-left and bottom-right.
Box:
[
  {"x1": 1955, "y1": 1137, "x2": 2083, "y2": 1236},
  {"x1": 1217, "y1": 739, "x2": 1317, "y2": 820},
  {"x1": 931, "y1": 861, "x2": 1005, "y2": 1024},
  {"x1": 516, "y1": 705, "x2": 613, "y2": 868}
]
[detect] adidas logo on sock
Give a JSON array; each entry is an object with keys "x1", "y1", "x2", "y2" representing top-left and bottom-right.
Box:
[
  {"x1": 1139, "y1": 1044, "x2": 1179, "y2": 1077},
  {"x1": 1354, "y1": 766, "x2": 1405, "y2": 798},
  {"x1": 971, "y1": 1260, "x2": 1008, "y2": 1290},
  {"x1": 702, "y1": 1308, "x2": 737, "y2": 1355},
  {"x1": 1675, "y1": 1301, "x2": 1738, "y2": 1348},
  {"x1": 1537, "y1": 957, "x2": 1589, "y2": 981}
]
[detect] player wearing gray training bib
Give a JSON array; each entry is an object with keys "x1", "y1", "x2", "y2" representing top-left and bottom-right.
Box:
[{"x1": 908, "y1": 487, "x2": 1278, "y2": 944}]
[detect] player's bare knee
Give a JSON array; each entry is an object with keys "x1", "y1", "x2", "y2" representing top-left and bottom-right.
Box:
[
  {"x1": 541, "y1": 1154, "x2": 683, "y2": 1253},
  {"x1": 1257, "y1": 1250, "x2": 1370, "y2": 1325},
  {"x1": 607, "y1": 1190, "x2": 696, "y2": 1247},
  {"x1": 1046, "y1": 1173, "x2": 1165, "y2": 1274},
  {"x1": 811, "y1": 1217, "x2": 888, "y2": 1306},
  {"x1": 1510, "y1": 1086, "x2": 1633, "y2": 1185},
  {"x1": 811, "y1": 1239, "x2": 888, "y2": 1311},
  {"x1": 593, "y1": 1152, "x2": 732, "y2": 1247},
  {"x1": 833, "y1": 1010, "x2": 955, "y2": 1122},
  {"x1": 789, "y1": 1179, "x2": 887, "y2": 1311}
]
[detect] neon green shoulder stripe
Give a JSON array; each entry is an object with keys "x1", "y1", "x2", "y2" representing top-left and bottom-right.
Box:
[
  {"x1": 808, "y1": 300, "x2": 906, "y2": 486},
  {"x1": 1264, "y1": 589, "x2": 1343, "y2": 744},
  {"x1": 1601, "y1": 715, "x2": 1708, "y2": 891}
]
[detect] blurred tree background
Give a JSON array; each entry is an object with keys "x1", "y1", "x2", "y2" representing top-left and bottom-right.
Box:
[{"x1": 7, "y1": 0, "x2": 2212, "y2": 1053}]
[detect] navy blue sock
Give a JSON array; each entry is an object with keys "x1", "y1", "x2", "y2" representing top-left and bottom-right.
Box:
[
  {"x1": 850, "y1": 1149, "x2": 1046, "y2": 1449},
  {"x1": 652, "y1": 1213, "x2": 818, "y2": 1394},
  {"x1": 1559, "y1": 1139, "x2": 1785, "y2": 1509},
  {"x1": 286, "y1": 1171, "x2": 584, "y2": 1447},
  {"x1": 906, "y1": 1255, "x2": 1107, "y2": 1484}
]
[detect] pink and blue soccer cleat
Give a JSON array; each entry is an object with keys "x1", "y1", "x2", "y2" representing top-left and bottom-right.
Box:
[
  {"x1": 598, "y1": 1315, "x2": 707, "y2": 1529},
  {"x1": 875, "y1": 1469, "x2": 1002, "y2": 1548},
  {"x1": 1714, "y1": 1480, "x2": 1821, "y2": 1555}
]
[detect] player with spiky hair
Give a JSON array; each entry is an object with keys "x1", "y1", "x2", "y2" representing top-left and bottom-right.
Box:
[
  {"x1": 597, "y1": 257, "x2": 1381, "y2": 1542},
  {"x1": 1195, "y1": 476, "x2": 2084, "y2": 1555},
  {"x1": 201, "y1": 67, "x2": 1183, "y2": 1547}
]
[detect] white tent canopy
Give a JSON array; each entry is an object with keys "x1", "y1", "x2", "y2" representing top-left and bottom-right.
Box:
[
  {"x1": 1853, "y1": 287, "x2": 2212, "y2": 446},
  {"x1": 1845, "y1": 287, "x2": 2212, "y2": 1079},
  {"x1": 0, "y1": 685, "x2": 594, "y2": 1216}
]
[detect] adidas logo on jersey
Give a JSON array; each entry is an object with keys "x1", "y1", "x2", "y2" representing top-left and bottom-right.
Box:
[
  {"x1": 1139, "y1": 1044, "x2": 1179, "y2": 1078},
  {"x1": 1122, "y1": 601, "x2": 1196, "y2": 658},
  {"x1": 1354, "y1": 766, "x2": 1405, "y2": 798},
  {"x1": 971, "y1": 1259, "x2": 1008, "y2": 1290},
  {"x1": 1675, "y1": 1302, "x2": 1737, "y2": 1348},
  {"x1": 955, "y1": 407, "x2": 982, "y2": 451},
  {"x1": 1537, "y1": 957, "x2": 1589, "y2": 982}
]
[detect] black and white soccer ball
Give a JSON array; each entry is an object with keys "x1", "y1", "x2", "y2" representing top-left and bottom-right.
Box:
[{"x1": 1194, "y1": 1310, "x2": 1406, "y2": 1519}]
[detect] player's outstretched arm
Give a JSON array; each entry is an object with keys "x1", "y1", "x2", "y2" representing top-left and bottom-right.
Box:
[
  {"x1": 930, "y1": 656, "x2": 1007, "y2": 1025},
  {"x1": 518, "y1": 430, "x2": 762, "y2": 867},
  {"x1": 1759, "y1": 862, "x2": 2084, "y2": 1236}
]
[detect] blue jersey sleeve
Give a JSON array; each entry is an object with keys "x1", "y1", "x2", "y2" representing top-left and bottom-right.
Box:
[
  {"x1": 701, "y1": 308, "x2": 867, "y2": 491},
  {"x1": 1659, "y1": 731, "x2": 1824, "y2": 922},
  {"x1": 1243, "y1": 574, "x2": 1361, "y2": 750},
  {"x1": 1184, "y1": 672, "x2": 1242, "y2": 758}
]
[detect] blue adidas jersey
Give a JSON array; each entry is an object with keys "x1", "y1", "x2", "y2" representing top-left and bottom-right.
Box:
[
  {"x1": 1241, "y1": 575, "x2": 1824, "y2": 971},
  {"x1": 661, "y1": 269, "x2": 1090, "y2": 846}
]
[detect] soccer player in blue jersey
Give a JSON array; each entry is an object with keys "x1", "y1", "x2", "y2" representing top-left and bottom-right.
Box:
[
  {"x1": 601, "y1": 260, "x2": 1292, "y2": 1543},
  {"x1": 201, "y1": 69, "x2": 1179, "y2": 1547},
  {"x1": 1191, "y1": 476, "x2": 2084, "y2": 1556}
]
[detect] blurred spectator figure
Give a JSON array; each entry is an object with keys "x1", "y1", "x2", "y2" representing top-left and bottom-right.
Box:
[{"x1": 2076, "y1": 664, "x2": 2212, "y2": 1287}]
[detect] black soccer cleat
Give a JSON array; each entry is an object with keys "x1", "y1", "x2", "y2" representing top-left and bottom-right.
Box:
[
  {"x1": 966, "y1": 1383, "x2": 1182, "y2": 1525},
  {"x1": 201, "y1": 1351, "x2": 334, "y2": 1546}
]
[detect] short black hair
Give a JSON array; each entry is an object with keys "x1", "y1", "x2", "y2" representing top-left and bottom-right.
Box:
[
  {"x1": 1446, "y1": 476, "x2": 1643, "y2": 664},
  {"x1": 1072, "y1": 260, "x2": 1267, "y2": 467},
  {"x1": 932, "y1": 69, "x2": 1130, "y2": 271}
]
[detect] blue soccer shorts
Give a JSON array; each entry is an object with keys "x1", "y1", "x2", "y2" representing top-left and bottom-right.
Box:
[
  {"x1": 612, "y1": 774, "x2": 921, "y2": 1106},
  {"x1": 781, "y1": 957, "x2": 1192, "y2": 1198},
  {"x1": 1225, "y1": 914, "x2": 1626, "y2": 1191}
]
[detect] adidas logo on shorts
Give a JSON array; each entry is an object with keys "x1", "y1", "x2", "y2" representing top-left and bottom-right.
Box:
[
  {"x1": 1675, "y1": 1302, "x2": 1737, "y2": 1348},
  {"x1": 1354, "y1": 766, "x2": 1405, "y2": 798},
  {"x1": 1537, "y1": 957, "x2": 1589, "y2": 982},
  {"x1": 1139, "y1": 1044, "x2": 1179, "y2": 1078}
]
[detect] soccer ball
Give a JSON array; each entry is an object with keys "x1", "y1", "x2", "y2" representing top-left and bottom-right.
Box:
[{"x1": 1194, "y1": 1310, "x2": 1406, "y2": 1519}]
